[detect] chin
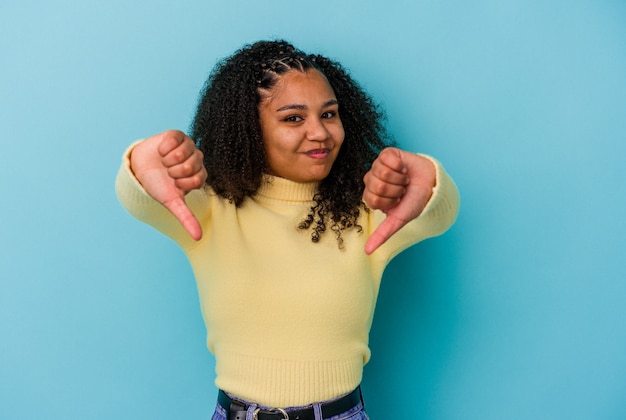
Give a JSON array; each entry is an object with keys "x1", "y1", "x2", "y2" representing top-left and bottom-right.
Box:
[
  {"x1": 286, "y1": 165, "x2": 334, "y2": 183},
  {"x1": 307, "y1": 170, "x2": 332, "y2": 182}
]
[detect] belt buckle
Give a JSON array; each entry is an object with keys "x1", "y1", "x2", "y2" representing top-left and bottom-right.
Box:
[{"x1": 253, "y1": 407, "x2": 289, "y2": 420}]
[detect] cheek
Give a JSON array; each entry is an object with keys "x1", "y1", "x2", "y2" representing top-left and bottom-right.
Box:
[
  {"x1": 334, "y1": 125, "x2": 346, "y2": 147},
  {"x1": 263, "y1": 134, "x2": 295, "y2": 168},
  {"x1": 267, "y1": 130, "x2": 300, "y2": 153},
  {"x1": 334, "y1": 119, "x2": 345, "y2": 139}
]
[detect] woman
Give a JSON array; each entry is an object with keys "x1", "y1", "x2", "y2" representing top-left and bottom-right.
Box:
[{"x1": 116, "y1": 40, "x2": 459, "y2": 419}]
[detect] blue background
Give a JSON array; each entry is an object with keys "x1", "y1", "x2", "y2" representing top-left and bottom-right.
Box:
[{"x1": 1, "y1": 1, "x2": 625, "y2": 419}]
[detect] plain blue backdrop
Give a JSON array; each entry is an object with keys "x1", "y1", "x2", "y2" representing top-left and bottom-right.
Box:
[{"x1": 1, "y1": 1, "x2": 625, "y2": 419}]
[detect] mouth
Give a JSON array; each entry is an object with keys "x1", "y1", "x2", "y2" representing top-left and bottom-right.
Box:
[{"x1": 305, "y1": 148, "x2": 330, "y2": 159}]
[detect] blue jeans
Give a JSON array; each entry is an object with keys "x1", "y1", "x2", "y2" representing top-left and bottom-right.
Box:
[{"x1": 211, "y1": 391, "x2": 369, "y2": 420}]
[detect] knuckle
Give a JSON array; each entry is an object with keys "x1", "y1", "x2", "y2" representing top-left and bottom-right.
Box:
[
  {"x1": 192, "y1": 172, "x2": 205, "y2": 186},
  {"x1": 363, "y1": 172, "x2": 372, "y2": 184},
  {"x1": 174, "y1": 149, "x2": 186, "y2": 162},
  {"x1": 365, "y1": 194, "x2": 384, "y2": 209},
  {"x1": 164, "y1": 129, "x2": 185, "y2": 140},
  {"x1": 380, "y1": 148, "x2": 401, "y2": 166},
  {"x1": 377, "y1": 166, "x2": 394, "y2": 180},
  {"x1": 371, "y1": 181, "x2": 391, "y2": 196},
  {"x1": 380, "y1": 147, "x2": 396, "y2": 160},
  {"x1": 181, "y1": 161, "x2": 192, "y2": 174},
  {"x1": 371, "y1": 183, "x2": 386, "y2": 196}
]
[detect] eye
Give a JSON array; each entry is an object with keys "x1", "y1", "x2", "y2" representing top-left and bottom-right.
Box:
[
  {"x1": 283, "y1": 115, "x2": 303, "y2": 122},
  {"x1": 321, "y1": 111, "x2": 337, "y2": 119}
]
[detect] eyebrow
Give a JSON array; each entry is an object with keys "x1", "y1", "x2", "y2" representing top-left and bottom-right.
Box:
[{"x1": 276, "y1": 99, "x2": 339, "y2": 112}]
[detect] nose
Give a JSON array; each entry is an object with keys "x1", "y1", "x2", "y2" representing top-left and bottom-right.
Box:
[{"x1": 306, "y1": 117, "x2": 330, "y2": 142}]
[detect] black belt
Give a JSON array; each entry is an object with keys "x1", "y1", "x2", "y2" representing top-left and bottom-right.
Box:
[{"x1": 218, "y1": 387, "x2": 362, "y2": 420}]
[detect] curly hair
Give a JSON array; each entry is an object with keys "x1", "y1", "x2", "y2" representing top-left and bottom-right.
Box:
[{"x1": 190, "y1": 40, "x2": 393, "y2": 246}]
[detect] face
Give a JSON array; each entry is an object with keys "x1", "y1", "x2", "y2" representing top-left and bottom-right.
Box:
[{"x1": 258, "y1": 69, "x2": 345, "y2": 183}]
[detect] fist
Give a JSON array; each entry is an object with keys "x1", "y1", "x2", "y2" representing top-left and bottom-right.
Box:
[
  {"x1": 363, "y1": 147, "x2": 436, "y2": 254},
  {"x1": 130, "y1": 130, "x2": 207, "y2": 240}
]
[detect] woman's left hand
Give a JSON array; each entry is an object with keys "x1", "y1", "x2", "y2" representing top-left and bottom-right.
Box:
[{"x1": 362, "y1": 147, "x2": 436, "y2": 254}]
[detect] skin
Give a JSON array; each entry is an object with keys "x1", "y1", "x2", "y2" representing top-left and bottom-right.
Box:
[
  {"x1": 129, "y1": 70, "x2": 436, "y2": 254},
  {"x1": 258, "y1": 70, "x2": 344, "y2": 183},
  {"x1": 362, "y1": 147, "x2": 436, "y2": 254},
  {"x1": 130, "y1": 130, "x2": 207, "y2": 241}
]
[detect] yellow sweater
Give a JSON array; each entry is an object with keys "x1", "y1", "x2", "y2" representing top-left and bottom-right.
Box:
[{"x1": 116, "y1": 144, "x2": 459, "y2": 407}]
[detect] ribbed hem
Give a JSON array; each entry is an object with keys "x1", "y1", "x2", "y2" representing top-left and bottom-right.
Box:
[{"x1": 215, "y1": 351, "x2": 363, "y2": 408}]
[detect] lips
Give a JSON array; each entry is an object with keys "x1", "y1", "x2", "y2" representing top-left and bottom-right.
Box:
[{"x1": 305, "y1": 148, "x2": 330, "y2": 159}]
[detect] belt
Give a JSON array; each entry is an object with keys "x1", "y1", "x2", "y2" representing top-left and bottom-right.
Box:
[{"x1": 218, "y1": 387, "x2": 363, "y2": 420}]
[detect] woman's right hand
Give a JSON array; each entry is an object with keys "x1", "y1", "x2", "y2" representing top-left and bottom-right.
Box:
[{"x1": 130, "y1": 130, "x2": 207, "y2": 240}]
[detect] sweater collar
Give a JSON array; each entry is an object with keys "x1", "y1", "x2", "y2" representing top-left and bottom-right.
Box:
[{"x1": 255, "y1": 174, "x2": 319, "y2": 203}]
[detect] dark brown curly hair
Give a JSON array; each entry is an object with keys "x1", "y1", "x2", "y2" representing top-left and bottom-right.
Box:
[{"x1": 190, "y1": 40, "x2": 393, "y2": 246}]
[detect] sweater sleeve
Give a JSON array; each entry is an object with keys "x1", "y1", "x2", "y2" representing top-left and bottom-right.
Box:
[
  {"x1": 369, "y1": 154, "x2": 460, "y2": 264},
  {"x1": 114, "y1": 141, "x2": 212, "y2": 249}
]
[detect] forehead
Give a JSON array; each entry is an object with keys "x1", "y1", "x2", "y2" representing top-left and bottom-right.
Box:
[{"x1": 260, "y1": 69, "x2": 336, "y2": 107}]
